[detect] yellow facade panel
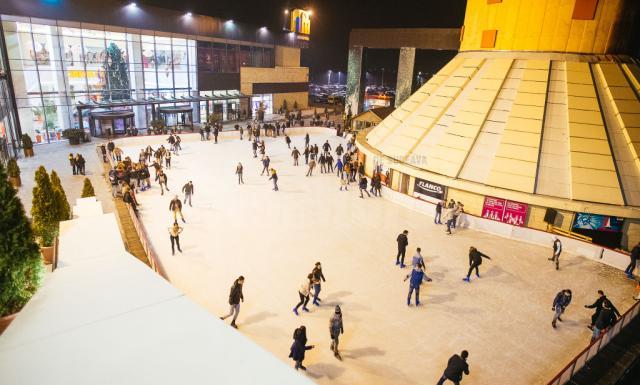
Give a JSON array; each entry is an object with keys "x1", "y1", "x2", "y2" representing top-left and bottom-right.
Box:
[
  {"x1": 567, "y1": 95, "x2": 600, "y2": 111},
  {"x1": 598, "y1": 63, "x2": 628, "y2": 87},
  {"x1": 476, "y1": 78, "x2": 504, "y2": 90},
  {"x1": 607, "y1": 86, "x2": 636, "y2": 100},
  {"x1": 571, "y1": 167, "x2": 620, "y2": 188},
  {"x1": 438, "y1": 86, "x2": 463, "y2": 98},
  {"x1": 462, "y1": 100, "x2": 493, "y2": 114},
  {"x1": 621, "y1": 63, "x2": 640, "y2": 92},
  {"x1": 612, "y1": 100, "x2": 640, "y2": 115},
  {"x1": 425, "y1": 158, "x2": 461, "y2": 177},
  {"x1": 526, "y1": 59, "x2": 551, "y2": 70},
  {"x1": 514, "y1": 92, "x2": 547, "y2": 107},
  {"x1": 570, "y1": 152, "x2": 615, "y2": 171},
  {"x1": 505, "y1": 117, "x2": 543, "y2": 133},
  {"x1": 456, "y1": 110, "x2": 487, "y2": 126},
  {"x1": 567, "y1": 83, "x2": 597, "y2": 98},
  {"x1": 487, "y1": 170, "x2": 535, "y2": 193},
  {"x1": 492, "y1": 157, "x2": 537, "y2": 177},
  {"x1": 566, "y1": 69, "x2": 593, "y2": 85},
  {"x1": 568, "y1": 109, "x2": 603, "y2": 125},
  {"x1": 428, "y1": 96, "x2": 452, "y2": 108},
  {"x1": 448, "y1": 121, "x2": 481, "y2": 138},
  {"x1": 618, "y1": 113, "x2": 640, "y2": 129},
  {"x1": 463, "y1": 57, "x2": 485, "y2": 68},
  {"x1": 470, "y1": 89, "x2": 500, "y2": 102},
  {"x1": 522, "y1": 69, "x2": 549, "y2": 82},
  {"x1": 568, "y1": 122, "x2": 608, "y2": 140},
  {"x1": 496, "y1": 143, "x2": 539, "y2": 162},
  {"x1": 519, "y1": 80, "x2": 548, "y2": 94},
  {"x1": 416, "y1": 106, "x2": 443, "y2": 119},
  {"x1": 501, "y1": 130, "x2": 540, "y2": 146},
  {"x1": 444, "y1": 76, "x2": 469, "y2": 88},
  {"x1": 571, "y1": 183, "x2": 624, "y2": 205},
  {"x1": 570, "y1": 137, "x2": 611, "y2": 155},
  {"x1": 510, "y1": 104, "x2": 545, "y2": 119},
  {"x1": 565, "y1": 61, "x2": 590, "y2": 72},
  {"x1": 455, "y1": 67, "x2": 480, "y2": 78},
  {"x1": 438, "y1": 134, "x2": 475, "y2": 151}
]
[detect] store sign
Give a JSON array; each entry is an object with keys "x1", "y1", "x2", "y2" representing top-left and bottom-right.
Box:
[
  {"x1": 481, "y1": 196, "x2": 528, "y2": 227},
  {"x1": 413, "y1": 177, "x2": 446, "y2": 201},
  {"x1": 290, "y1": 9, "x2": 311, "y2": 35},
  {"x1": 573, "y1": 213, "x2": 624, "y2": 232}
]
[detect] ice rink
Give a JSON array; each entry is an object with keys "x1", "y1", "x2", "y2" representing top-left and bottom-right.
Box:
[{"x1": 117, "y1": 128, "x2": 637, "y2": 385}]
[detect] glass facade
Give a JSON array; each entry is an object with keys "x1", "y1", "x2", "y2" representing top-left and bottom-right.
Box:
[
  {"x1": 1, "y1": 16, "x2": 198, "y2": 143},
  {"x1": 197, "y1": 41, "x2": 273, "y2": 73},
  {"x1": 0, "y1": 28, "x2": 19, "y2": 161}
]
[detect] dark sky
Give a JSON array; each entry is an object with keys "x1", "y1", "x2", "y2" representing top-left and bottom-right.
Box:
[{"x1": 141, "y1": 0, "x2": 467, "y2": 75}]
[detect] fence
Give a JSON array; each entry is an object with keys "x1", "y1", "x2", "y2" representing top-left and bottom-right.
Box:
[
  {"x1": 126, "y1": 203, "x2": 167, "y2": 280},
  {"x1": 547, "y1": 298, "x2": 640, "y2": 385}
]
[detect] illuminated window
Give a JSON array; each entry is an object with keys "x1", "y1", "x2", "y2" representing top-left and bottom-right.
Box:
[
  {"x1": 572, "y1": 0, "x2": 599, "y2": 20},
  {"x1": 481, "y1": 30, "x2": 498, "y2": 48}
]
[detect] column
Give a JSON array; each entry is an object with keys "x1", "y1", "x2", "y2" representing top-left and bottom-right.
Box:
[
  {"x1": 346, "y1": 46, "x2": 365, "y2": 115},
  {"x1": 395, "y1": 47, "x2": 416, "y2": 107}
]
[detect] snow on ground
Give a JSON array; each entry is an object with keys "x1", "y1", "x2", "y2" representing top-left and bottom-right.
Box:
[{"x1": 117, "y1": 128, "x2": 637, "y2": 385}]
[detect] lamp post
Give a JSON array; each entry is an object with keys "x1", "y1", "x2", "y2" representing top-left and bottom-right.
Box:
[{"x1": 328, "y1": 70, "x2": 332, "y2": 85}]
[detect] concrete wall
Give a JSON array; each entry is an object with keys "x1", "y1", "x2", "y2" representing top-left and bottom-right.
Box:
[
  {"x1": 273, "y1": 92, "x2": 308, "y2": 111},
  {"x1": 275, "y1": 46, "x2": 301, "y2": 67}
]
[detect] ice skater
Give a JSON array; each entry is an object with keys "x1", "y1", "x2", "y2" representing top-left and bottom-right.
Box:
[
  {"x1": 551, "y1": 289, "x2": 572, "y2": 328},
  {"x1": 411, "y1": 247, "x2": 425, "y2": 268},
  {"x1": 304, "y1": 133, "x2": 310, "y2": 147},
  {"x1": 291, "y1": 147, "x2": 300, "y2": 166},
  {"x1": 156, "y1": 170, "x2": 169, "y2": 195},
  {"x1": 289, "y1": 326, "x2": 314, "y2": 371},
  {"x1": 252, "y1": 140, "x2": 258, "y2": 158},
  {"x1": 169, "y1": 195, "x2": 185, "y2": 223},
  {"x1": 181, "y1": 181, "x2": 194, "y2": 207},
  {"x1": 585, "y1": 290, "x2": 620, "y2": 330},
  {"x1": 260, "y1": 156, "x2": 271, "y2": 175},
  {"x1": 358, "y1": 176, "x2": 371, "y2": 198},
  {"x1": 462, "y1": 247, "x2": 491, "y2": 282},
  {"x1": 220, "y1": 276, "x2": 244, "y2": 329},
  {"x1": 625, "y1": 241, "x2": 639, "y2": 279},
  {"x1": 436, "y1": 350, "x2": 470, "y2": 385},
  {"x1": 323, "y1": 140, "x2": 331, "y2": 154},
  {"x1": 168, "y1": 221, "x2": 183, "y2": 255},
  {"x1": 269, "y1": 168, "x2": 279, "y2": 191},
  {"x1": 339, "y1": 175, "x2": 348, "y2": 191},
  {"x1": 396, "y1": 230, "x2": 409, "y2": 268},
  {"x1": 591, "y1": 300, "x2": 617, "y2": 340},
  {"x1": 235, "y1": 162, "x2": 244, "y2": 184},
  {"x1": 434, "y1": 200, "x2": 444, "y2": 224},
  {"x1": 311, "y1": 262, "x2": 326, "y2": 306},
  {"x1": 306, "y1": 158, "x2": 316, "y2": 176},
  {"x1": 293, "y1": 274, "x2": 314, "y2": 315},
  {"x1": 329, "y1": 306, "x2": 344, "y2": 359},
  {"x1": 404, "y1": 262, "x2": 432, "y2": 306},
  {"x1": 285, "y1": 134, "x2": 292, "y2": 149},
  {"x1": 548, "y1": 236, "x2": 562, "y2": 270},
  {"x1": 165, "y1": 150, "x2": 171, "y2": 169}
]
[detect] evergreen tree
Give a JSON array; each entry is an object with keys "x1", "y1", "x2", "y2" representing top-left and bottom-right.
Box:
[
  {"x1": 81, "y1": 178, "x2": 95, "y2": 198},
  {"x1": 31, "y1": 166, "x2": 58, "y2": 247},
  {"x1": 0, "y1": 163, "x2": 43, "y2": 317},
  {"x1": 50, "y1": 170, "x2": 71, "y2": 221},
  {"x1": 103, "y1": 42, "x2": 131, "y2": 101}
]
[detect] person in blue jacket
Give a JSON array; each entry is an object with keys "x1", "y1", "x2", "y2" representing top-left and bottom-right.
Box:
[
  {"x1": 552, "y1": 289, "x2": 572, "y2": 328},
  {"x1": 289, "y1": 326, "x2": 314, "y2": 371},
  {"x1": 403, "y1": 262, "x2": 432, "y2": 306}
]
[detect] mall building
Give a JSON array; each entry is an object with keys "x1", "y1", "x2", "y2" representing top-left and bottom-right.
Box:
[{"x1": 0, "y1": 0, "x2": 310, "y2": 155}]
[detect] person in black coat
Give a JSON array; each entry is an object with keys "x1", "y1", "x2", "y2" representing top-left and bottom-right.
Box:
[
  {"x1": 169, "y1": 195, "x2": 185, "y2": 223},
  {"x1": 434, "y1": 200, "x2": 444, "y2": 224},
  {"x1": 625, "y1": 242, "x2": 640, "y2": 278},
  {"x1": 437, "y1": 350, "x2": 469, "y2": 385},
  {"x1": 585, "y1": 291, "x2": 620, "y2": 329},
  {"x1": 289, "y1": 326, "x2": 314, "y2": 371},
  {"x1": 591, "y1": 300, "x2": 617, "y2": 340},
  {"x1": 358, "y1": 176, "x2": 370, "y2": 198},
  {"x1": 213, "y1": 124, "x2": 219, "y2": 143},
  {"x1": 463, "y1": 247, "x2": 491, "y2": 282},
  {"x1": 311, "y1": 262, "x2": 326, "y2": 306},
  {"x1": 396, "y1": 230, "x2": 409, "y2": 268},
  {"x1": 220, "y1": 276, "x2": 244, "y2": 328}
]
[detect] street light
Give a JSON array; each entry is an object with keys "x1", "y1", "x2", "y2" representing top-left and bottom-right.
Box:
[
  {"x1": 284, "y1": 9, "x2": 289, "y2": 14},
  {"x1": 327, "y1": 70, "x2": 332, "y2": 85},
  {"x1": 185, "y1": 12, "x2": 193, "y2": 17}
]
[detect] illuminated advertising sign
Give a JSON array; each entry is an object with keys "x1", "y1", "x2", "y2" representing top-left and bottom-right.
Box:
[{"x1": 290, "y1": 9, "x2": 311, "y2": 35}]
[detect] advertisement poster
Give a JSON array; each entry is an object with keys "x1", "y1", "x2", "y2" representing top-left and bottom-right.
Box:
[
  {"x1": 573, "y1": 213, "x2": 624, "y2": 232},
  {"x1": 481, "y1": 196, "x2": 528, "y2": 227},
  {"x1": 413, "y1": 177, "x2": 446, "y2": 202}
]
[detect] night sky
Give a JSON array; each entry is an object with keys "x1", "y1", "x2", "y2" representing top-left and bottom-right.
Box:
[{"x1": 141, "y1": 0, "x2": 468, "y2": 79}]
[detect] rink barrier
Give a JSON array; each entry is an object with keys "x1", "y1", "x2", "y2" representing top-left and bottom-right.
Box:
[
  {"x1": 546, "y1": 299, "x2": 640, "y2": 385},
  {"x1": 126, "y1": 203, "x2": 168, "y2": 280}
]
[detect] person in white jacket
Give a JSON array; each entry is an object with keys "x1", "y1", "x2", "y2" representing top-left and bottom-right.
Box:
[{"x1": 293, "y1": 274, "x2": 314, "y2": 315}]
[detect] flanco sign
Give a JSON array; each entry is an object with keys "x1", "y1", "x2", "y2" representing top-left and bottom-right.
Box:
[{"x1": 413, "y1": 177, "x2": 446, "y2": 201}]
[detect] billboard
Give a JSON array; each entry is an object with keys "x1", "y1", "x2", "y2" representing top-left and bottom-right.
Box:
[
  {"x1": 481, "y1": 196, "x2": 528, "y2": 227},
  {"x1": 290, "y1": 9, "x2": 311, "y2": 35},
  {"x1": 573, "y1": 213, "x2": 624, "y2": 232},
  {"x1": 413, "y1": 177, "x2": 446, "y2": 201}
]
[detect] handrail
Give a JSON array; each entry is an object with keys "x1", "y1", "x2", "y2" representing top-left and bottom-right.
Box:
[
  {"x1": 125, "y1": 203, "x2": 168, "y2": 280},
  {"x1": 546, "y1": 298, "x2": 640, "y2": 385}
]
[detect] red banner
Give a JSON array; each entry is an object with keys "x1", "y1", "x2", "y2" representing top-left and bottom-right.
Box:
[{"x1": 481, "y1": 196, "x2": 528, "y2": 227}]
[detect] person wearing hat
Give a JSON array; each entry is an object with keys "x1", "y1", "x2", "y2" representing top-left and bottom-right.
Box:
[
  {"x1": 329, "y1": 306, "x2": 344, "y2": 359},
  {"x1": 548, "y1": 236, "x2": 562, "y2": 270},
  {"x1": 437, "y1": 350, "x2": 470, "y2": 385}
]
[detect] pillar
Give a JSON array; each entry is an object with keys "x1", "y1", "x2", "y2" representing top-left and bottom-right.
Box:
[
  {"x1": 346, "y1": 46, "x2": 365, "y2": 115},
  {"x1": 395, "y1": 47, "x2": 416, "y2": 107}
]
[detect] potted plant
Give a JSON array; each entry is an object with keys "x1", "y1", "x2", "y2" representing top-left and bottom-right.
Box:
[
  {"x1": 62, "y1": 128, "x2": 83, "y2": 145},
  {"x1": 149, "y1": 119, "x2": 165, "y2": 135},
  {"x1": 50, "y1": 170, "x2": 71, "y2": 221},
  {"x1": 81, "y1": 177, "x2": 95, "y2": 198},
  {"x1": 7, "y1": 159, "x2": 21, "y2": 188},
  {"x1": 0, "y1": 163, "x2": 43, "y2": 333},
  {"x1": 22, "y1": 134, "x2": 34, "y2": 157},
  {"x1": 31, "y1": 166, "x2": 59, "y2": 264}
]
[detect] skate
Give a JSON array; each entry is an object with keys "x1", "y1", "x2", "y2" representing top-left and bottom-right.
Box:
[
  {"x1": 395, "y1": 261, "x2": 400, "y2": 266},
  {"x1": 476, "y1": 272, "x2": 481, "y2": 278},
  {"x1": 400, "y1": 264, "x2": 406, "y2": 268},
  {"x1": 293, "y1": 308, "x2": 299, "y2": 316},
  {"x1": 463, "y1": 277, "x2": 470, "y2": 282},
  {"x1": 313, "y1": 301, "x2": 319, "y2": 306},
  {"x1": 557, "y1": 316, "x2": 563, "y2": 322},
  {"x1": 552, "y1": 321, "x2": 556, "y2": 328},
  {"x1": 230, "y1": 322, "x2": 238, "y2": 329},
  {"x1": 334, "y1": 351, "x2": 342, "y2": 360},
  {"x1": 302, "y1": 307, "x2": 310, "y2": 312},
  {"x1": 181, "y1": 218, "x2": 186, "y2": 223}
]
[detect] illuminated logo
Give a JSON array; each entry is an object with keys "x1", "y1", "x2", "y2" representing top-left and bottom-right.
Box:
[{"x1": 290, "y1": 9, "x2": 311, "y2": 35}]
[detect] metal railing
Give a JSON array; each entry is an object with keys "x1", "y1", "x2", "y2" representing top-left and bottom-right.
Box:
[
  {"x1": 125, "y1": 203, "x2": 167, "y2": 280},
  {"x1": 547, "y1": 299, "x2": 640, "y2": 385}
]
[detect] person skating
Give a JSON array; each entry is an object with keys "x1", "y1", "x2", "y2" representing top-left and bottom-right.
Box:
[
  {"x1": 326, "y1": 153, "x2": 334, "y2": 173},
  {"x1": 411, "y1": 247, "x2": 425, "y2": 268},
  {"x1": 213, "y1": 124, "x2": 219, "y2": 143},
  {"x1": 235, "y1": 162, "x2": 244, "y2": 184},
  {"x1": 260, "y1": 156, "x2": 271, "y2": 176},
  {"x1": 306, "y1": 158, "x2": 316, "y2": 176},
  {"x1": 199, "y1": 126, "x2": 205, "y2": 141},
  {"x1": 548, "y1": 236, "x2": 562, "y2": 270},
  {"x1": 169, "y1": 195, "x2": 185, "y2": 223},
  {"x1": 75, "y1": 154, "x2": 86, "y2": 175},
  {"x1": 182, "y1": 181, "x2": 194, "y2": 207},
  {"x1": 113, "y1": 146, "x2": 123, "y2": 162},
  {"x1": 443, "y1": 206, "x2": 455, "y2": 235},
  {"x1": 168, "y1": 221, "x2": 183, "y2": 255},
  {"x1": 358, "y1": 176, "x2": 371, "y2": 198},
  {"x1": 285, "y1": 134, "x2": 291, "y2": 149},
  {"x1": 591, "y1": 300, "x2": 617, "y2": 340},
  {"x1": 107, "y1": 140, "x2": 115, "y2": 158},
  {"x1": 404, "y1": 262, "x2": 432, "y2": 306},
  {"x1": 220, "y1": 276, "x2": 244, "y2": 329},
  {"x1": 335, "y1": 143, "x2": 344, "y2": 157},
  {"x1": 462, "y1": 247, "x2": 491, "y2": 282},
  {"x1": 156, "y1": 170, "x2": 169, "y2": 195},
  {"x1": 304, "y1": 133, "x2": 310, "y2": 147},
  {"x1": 323, "y1": 140, "x2": 331, "y2": 154},
  {"x1": 252, "y1": 140, "x2": 258, "y2": 158},
  {"x1": 552, "y1": 289, "x2": 572, "y2": 328},
  {"x1": 434, "y1": 200, "x2": 444, "y2": 224},
  {"x1": 329, "y1": 306, "x2": 344, "y2": 359},
  {"x1": 319, "y1": 153, "x2": 326, "y2": 173},
  {"x1": 239, "y1": 125, "x2": 244, "y2": 140},
  {"x1": 436, "y1": 350, "x2": 470, "y2": 385},
  {"x1": 303, "y1": 146, "x2": 310, "y2": 164},
  {"x1": 289, "y1": 326, "x2": 314, "y2": 370},
  {"x1": 339, "y1": 175, "x2": 348, "y2": 191},
  {"x1": 165, "y1": 150, "x2": 171, "y2": 169},
  {"x1": 291, "y1": 147, "x2": 300, "y2": 166},
  {"x1": 396, "y1": 230, "x2": 409, "y2": 268},
  {"x1": 293, "y1": 274, "x2": 314, "y2": 315},
  {"x1": 269, "y1": 168, "x2": 279, "y2": 191},
  {"x1": 585, "y1": 290, "x2": 620, "y2": 329},
  {"x1": 625, "y1": 241, "x2": 639, "y2": 279},
  {"x1": 311, "y1": 262, "x2": 326, "y2": 306},
  {"x1": 205, "y1": 124, "x2": 211, "y2": 140}
]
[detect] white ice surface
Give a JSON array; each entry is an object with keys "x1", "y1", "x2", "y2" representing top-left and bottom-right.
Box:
[{"x1": 118, "y1": 128, "x2": 637, "y2": 385}]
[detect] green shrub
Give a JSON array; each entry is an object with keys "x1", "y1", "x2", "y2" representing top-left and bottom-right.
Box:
[
  {"x1": 50, "y1": 170, "x2": 71, "y2": 221},
  {"x1": 6, "y1": 159, "x2": 20, "y2": 178},
  {"x1": 21, "y1": 134, "x2": 33, "y2": 150},
  {"x1": 81, "y1": 178, "x2": 95, "y2": 198},
  {"x1": 0, "y1": 163, "x2": 43, "y2": 317},
  {"x1": 31, "y1": 166, "x2": 58, "y2": 247}
]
